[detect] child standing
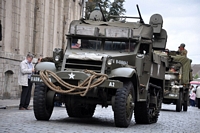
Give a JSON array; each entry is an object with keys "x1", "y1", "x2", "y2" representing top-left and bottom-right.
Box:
[{"x1": 190, "y1": 90, "x2": 196, "y2": 107}]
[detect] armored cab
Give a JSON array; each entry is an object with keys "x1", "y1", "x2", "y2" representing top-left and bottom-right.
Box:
[{"x1": 31, "y1": 5, "x2": 168, "y2": 127}]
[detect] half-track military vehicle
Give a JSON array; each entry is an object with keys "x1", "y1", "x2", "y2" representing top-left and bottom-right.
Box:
[
  {"x1": 162, "y1": 50, "x2": 191, "y2": 112},
  {"x1": 31, "y1": 5, "x2": 168, "y2": 127}
]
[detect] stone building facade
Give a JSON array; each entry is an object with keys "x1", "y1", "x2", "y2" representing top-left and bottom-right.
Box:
[{"x1": 0, "y1": 0, "x2": 85, "y2": 99}]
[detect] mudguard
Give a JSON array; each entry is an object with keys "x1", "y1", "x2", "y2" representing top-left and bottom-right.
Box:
[
  {"x1": 109, "y1": 67, "x2": 136, "y2": 78},
  {"x1": 35, "y1": 62, "x2": 56, "y2": 72}
]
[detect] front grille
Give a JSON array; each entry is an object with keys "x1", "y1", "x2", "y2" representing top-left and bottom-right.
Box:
[{"x1": 65, "y1": 59, "x2": 102, "y2": 72}]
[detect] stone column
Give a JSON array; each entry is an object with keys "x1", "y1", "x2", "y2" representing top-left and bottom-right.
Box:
[
  {"x1": 33, "y1": 0, "x2": 45, "y2": 57},
  {"x1": 43, "y1": 0, "x2": 50, "y2": 57},
  {"x1": 0, "y1": 0, "x2": 6, "y2": 50},
  {"x1": 19, "y1": 0, "x2": 27, "y2": 55},
  {"x1": 25, "y1": 0, "x2": 35, "y2": 55},
  {"x1": 4, "y1": 0, "x2": 12, "y2": 53}
]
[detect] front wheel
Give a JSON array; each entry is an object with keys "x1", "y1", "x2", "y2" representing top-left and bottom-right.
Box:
[
  {"x1": 113, "y1": 81, "x2": 135, "y2": 128},
  {"x1": 33, "y1": 83, "x2": 54, "y2": 120}
]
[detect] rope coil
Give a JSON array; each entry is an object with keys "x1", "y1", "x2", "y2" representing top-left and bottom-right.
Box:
[{"x1": 39, "y1": 70, "x2": 108, "y2": 96}]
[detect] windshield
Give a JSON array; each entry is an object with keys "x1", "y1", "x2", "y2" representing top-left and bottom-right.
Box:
[
  {"x1": 104, "y1": 41, "x2": 136, "y2": 52},
  {"x1": 70, "y1": 38, "x2": 136, "y2": 52},
  {"x1": 71, "y1": 38, "x2": 101, "y2": 50}
]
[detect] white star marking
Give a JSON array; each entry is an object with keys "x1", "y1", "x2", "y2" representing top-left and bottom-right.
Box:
[{"x1": 68, "y1": 72, "x2": 75, "y2": 79}]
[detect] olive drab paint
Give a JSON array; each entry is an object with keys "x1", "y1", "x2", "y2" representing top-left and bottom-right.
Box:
[{"x1": 32, "y1": 4, "x2": 170, "y2": 127}]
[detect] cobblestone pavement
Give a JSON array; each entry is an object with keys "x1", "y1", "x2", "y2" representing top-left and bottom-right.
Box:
[{"x1": 0, "y1": 104, "x2": 199, "y2": 133}]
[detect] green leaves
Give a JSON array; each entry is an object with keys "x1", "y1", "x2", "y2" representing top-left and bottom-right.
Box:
[{"x1": 85, "y1": 0, "x2": 126, "y2": 21}]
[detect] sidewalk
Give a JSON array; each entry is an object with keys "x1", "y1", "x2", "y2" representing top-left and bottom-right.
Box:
[{"x1": 0, "y1": 98, "x2": 33, "y2": 109}]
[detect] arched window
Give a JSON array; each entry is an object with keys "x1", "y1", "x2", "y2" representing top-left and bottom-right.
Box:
[{"x1": 3, "y1": 70, "x2": 14, "y2": 99}]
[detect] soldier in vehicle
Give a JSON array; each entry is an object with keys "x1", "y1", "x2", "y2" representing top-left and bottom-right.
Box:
[{"x1": 178, "y1": 43, "x2": 187, "y2": 57}]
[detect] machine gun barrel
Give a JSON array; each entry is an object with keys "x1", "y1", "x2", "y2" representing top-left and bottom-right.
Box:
[
  {"x1": 136, "y1": 4, "x2": 144, "y2": 24},
  {"x1": 98, "y1": 3, "x2": 107, "y2": 22},
  {"x1": 109, "y1": 15, "x2": 140, "y2": 19}
]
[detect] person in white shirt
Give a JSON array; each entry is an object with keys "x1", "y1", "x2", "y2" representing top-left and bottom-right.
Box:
[{"x1": 18, "y1": 54, "x2": 35, "y2": 110}]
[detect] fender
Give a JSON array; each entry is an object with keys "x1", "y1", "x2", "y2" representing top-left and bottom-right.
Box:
[
  {"x1": 108, "y1": 67, "x2": 136, "y2": 78},
  {"x1": 109, "y1": 67, "x2": 143, "y2": 102},
  {"x1": 35, "y1": 62, "x2": 56, "y2": 72}
]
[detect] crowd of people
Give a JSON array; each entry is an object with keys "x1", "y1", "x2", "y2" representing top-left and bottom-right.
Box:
[{"x1": 189, "y1": 85, "x2": 200, "y2": 109}]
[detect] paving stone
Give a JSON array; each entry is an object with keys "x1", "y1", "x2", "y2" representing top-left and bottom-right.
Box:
[{"x1": 0, "y1": 104, "x2": 199, "y2": 133}]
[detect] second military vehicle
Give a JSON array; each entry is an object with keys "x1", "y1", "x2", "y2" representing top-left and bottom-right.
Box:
[
  {"x1": 31, "y1": 5, "x2": 168, "y2": 127},
  {"x1": 163, "y1": 50, "x2": 191, "y2": 112}
]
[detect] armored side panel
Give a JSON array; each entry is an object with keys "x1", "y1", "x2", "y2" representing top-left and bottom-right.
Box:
[
  {"x1": 151, "y1": 51, "x2": 168, "y2": 80},
  {"x1": 69, "y1": 20, "x2": 153, "y2": 40},
  {"x1": 153, "y1": 29, "x2": 167, "y2": 50}
]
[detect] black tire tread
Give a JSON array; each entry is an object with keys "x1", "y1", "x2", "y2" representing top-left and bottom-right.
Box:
[
  {"x1": 134, "y1": 102, "x2": 153, "y2": 124},
  {"x1": 33, "y1": 84, "x2": 54, "y2": 120},
  {"x1": 114, "y1": 81, "x2": 134, "y2": 127},
  {"x1": 176, "y1": 91, "x2": 183, "y2": 112},
  {"x1": 183, "y1": 101, "x2": 188, "y2": 111},
  {"x1": 134, "y1": 86, "x2": 162, "y2": 124}
]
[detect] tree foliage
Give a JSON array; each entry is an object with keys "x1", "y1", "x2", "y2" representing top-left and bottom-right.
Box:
[
  {"x1": 85, "y1": 0, "x2": 126, "y2": 21},
  {"x1": 194, "y1": 74, "x2": 199, "y2": 79},
  {"x1": 109, "y1": 0, "x2": 126, "y2": 20}
]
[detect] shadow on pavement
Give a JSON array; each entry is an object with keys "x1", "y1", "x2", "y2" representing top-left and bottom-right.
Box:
[
  {"x1": 161, "y1": 108, "x2": 177, "y2": 112},
  {"x1": 51, "y1": 117, "x2": 115, "y2": 127}
]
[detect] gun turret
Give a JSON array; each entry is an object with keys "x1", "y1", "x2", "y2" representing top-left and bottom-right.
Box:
[{"x1": 89, "y1": 3, "x2": 107, "y2": 22}]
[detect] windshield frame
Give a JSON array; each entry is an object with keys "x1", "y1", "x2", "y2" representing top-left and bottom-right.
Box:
[{"x1": 67, "y1": 36, "x2": 139, "y2": 54}]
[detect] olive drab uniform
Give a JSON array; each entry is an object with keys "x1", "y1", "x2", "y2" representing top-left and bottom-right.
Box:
[{"x1": 179, "y1": 49, "x2": 187, "y2": 57}]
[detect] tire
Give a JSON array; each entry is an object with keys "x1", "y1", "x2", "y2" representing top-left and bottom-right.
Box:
[
  {"x1": 114, "y1": 81, "x2": 135, "y2": 128},
  {"x1": 66, "y1": 96, "x2": 96, "y2": 118},
  {"x1": 33, "y1": 83, "x2": 54, "y2": 120},
  {"x1": 183, "y1": 91, "x2": 188, "y2": 112},
  {"x1": 176, "y1": 91, "x2": 183, "y2": 112},
  {"x1": 183, "y1": 101, "x2": 188, "y2": 111},
  {"x1": 134, "y1": 86, "x2": 162, "y2": 124}
]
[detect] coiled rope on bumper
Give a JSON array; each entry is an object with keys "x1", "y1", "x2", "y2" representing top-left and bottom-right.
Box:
[{"x1": 39, "y1": 70, "x2": 108, "y2": 96}]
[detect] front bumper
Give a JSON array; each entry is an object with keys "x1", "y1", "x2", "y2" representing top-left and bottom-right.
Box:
[
  {"x1": 31, "y1": 71, "x2": 123, "y2": 89},
  {"x1": 164, "y1": 93, "x2": 179, "y2": 99}
]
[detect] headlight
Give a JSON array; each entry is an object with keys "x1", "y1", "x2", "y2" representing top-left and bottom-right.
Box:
[
  {"x1": 55, "y1": 55, "x2": 60, "y2": 62},
  {"x1": 107, "y1": 59, "x2": 113, "y2": 65},
  {"x1": 53, "y1": 48, "x2": 63, "y2": 63}
]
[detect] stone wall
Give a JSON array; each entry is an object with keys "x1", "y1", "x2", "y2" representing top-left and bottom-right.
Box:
[
  {"x1": 0, "y1": 0, "x2": 84, "y2": 99},
  {"x1": 0, "y1": 51, "x2": 24, "y2": 99}
]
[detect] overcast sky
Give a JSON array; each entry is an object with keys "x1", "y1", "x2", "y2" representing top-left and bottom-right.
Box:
[{"x1": 121, "y1": 0, "x2": 200, "y2": 64}]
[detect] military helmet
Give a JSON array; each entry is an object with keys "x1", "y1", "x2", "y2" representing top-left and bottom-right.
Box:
[{"x1": 178, "y1": 43, "x2": 185, "y2": 48}]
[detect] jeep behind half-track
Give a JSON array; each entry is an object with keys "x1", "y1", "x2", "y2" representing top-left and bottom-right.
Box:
[{"x1": 31, "y1": 5, "x2": 168, "y2": 127}]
